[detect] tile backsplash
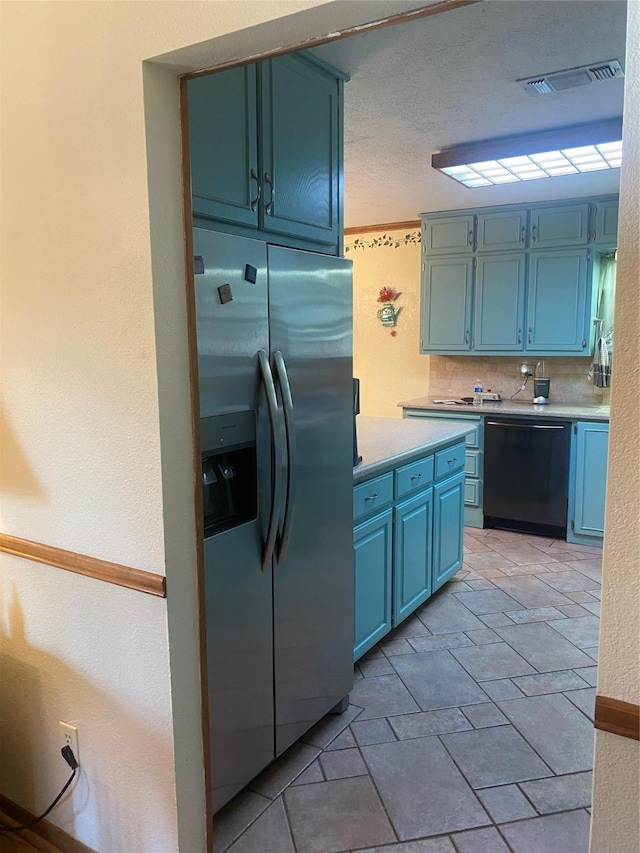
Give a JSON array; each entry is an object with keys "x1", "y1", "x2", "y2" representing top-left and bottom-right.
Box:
[{"x1": 429, "y1": 356, "x2": 611, "y2": 405}]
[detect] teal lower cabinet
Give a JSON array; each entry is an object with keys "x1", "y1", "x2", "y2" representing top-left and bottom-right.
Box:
[
  {"x1": 568, "y1": 421, "x2": 609, "y2": 546},
  {"x1": 432, "y1": 471, "x2": 465, "y2": 592},
  {"x1": 394, "y1": 489, "x2": 433, "y2": 624},
  {"x1": 353, "y1": 509, "x2": 393, "y2": 660},
  {"x1": 403, "y1": 409, "x2": 484, "y2": 528},
  {"x1": 353, "y1": 439, "x2": 466, "y2": 660}
]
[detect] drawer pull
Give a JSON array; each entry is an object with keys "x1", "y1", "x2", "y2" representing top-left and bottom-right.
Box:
[
  {"x1": 447, "y1": 458, "x2": 457, "y2": 465},
  {"x1": 364, "y1": 493, "x2": 378, "y2": 502},
  {"x1": 410, "y1": 473, "x2": 423, "y2": 481}
]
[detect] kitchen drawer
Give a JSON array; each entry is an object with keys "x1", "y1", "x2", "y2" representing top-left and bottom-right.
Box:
[
  {"x1": 395, "y1": 455, "x2": 435, "y2": 499},
  {"x1": 465, "y1": 449, "x2": 482, "y2": 478},
  {"x1": 464, "y1": 422, "x2": 482, "y2": 448},
  {"x1": 435, "y1": 442, "x2": 466, "y2": 479},
  {"x1": 464, "y1": 478, "x2": 482, "y2": 506},
  {"x1": 353, "y1": 473, "x2": 394, "y2": 521}
]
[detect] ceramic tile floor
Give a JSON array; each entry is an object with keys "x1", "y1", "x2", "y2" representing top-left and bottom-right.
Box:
[{"x1": 213, "y1": 528, "x2": 602, "y2": 853}]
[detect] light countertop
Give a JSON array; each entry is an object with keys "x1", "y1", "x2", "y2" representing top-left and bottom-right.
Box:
[
  {"x1": 354, "y1": 415, "x2": 474, "y2": 484},
  {"x1": 398, "y1": 396, "x2": 610, "y2": 422}
]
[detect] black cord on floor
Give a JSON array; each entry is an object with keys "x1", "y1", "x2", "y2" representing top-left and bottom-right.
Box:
[{"x1": 0, "y1": 747, "x2": 78, "y2": 833}]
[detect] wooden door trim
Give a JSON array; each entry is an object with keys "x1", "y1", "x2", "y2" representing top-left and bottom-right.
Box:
[
  {"x1": 178, "y1": 5, "x2": 481, "y2": 852},
  {"x1": 0, "y1": 533, "x2": 166, "y2": 598},
  {"x1": 594, "y1": 695, "x2": 640, "y2": 741},
  {"x1": 183, "y1": 0, "x2": 480, "y2": 80},
  {"x1": 179, "y1": 75, "x2": 213, "y2": 853}
]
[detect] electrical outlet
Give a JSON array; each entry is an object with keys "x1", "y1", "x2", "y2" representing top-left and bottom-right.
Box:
[
  {"x1": 60, "y1": 721, "x2": 79, "y2": 765},
  {"x1": 519, "y1": 362, "x2": 532, "y2": 377}
]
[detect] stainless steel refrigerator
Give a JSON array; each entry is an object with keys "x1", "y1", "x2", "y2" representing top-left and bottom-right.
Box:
[{"x1": 193, "y1": 228, "x2": 354, "y2": 813}]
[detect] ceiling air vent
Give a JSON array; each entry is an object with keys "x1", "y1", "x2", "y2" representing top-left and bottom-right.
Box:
[{"x1": 518, "y1": 60, "x2": 624, "y2": 95}]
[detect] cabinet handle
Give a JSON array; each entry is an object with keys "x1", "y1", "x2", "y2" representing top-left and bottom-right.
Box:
[
  {"x1": 520, "y1": 225, "x2": 526, "y2": 243},
  {"x1": 468, "y1": 229, "x2": 473, "y2": 247},
  {"x1": 532, "y1": 224, "x2": 537, "y2": 242},
  {"x1": 447, "y1": 458, "x2": 457, "y2": 465},
  {"x1": 410, "y1": 473, "x2": 423, "y2": 481},
  {"x1": 249, "y1": 168, "x2": 261, "y2": 212},
  {"x1": 464, "y1": 328, "x2": 469, "y2": 345},
  {"x1": 528, "y1": 327, "x2": 532, "y2": 344},
  {"x1": 264, "y1": 172, "x2": 275, "y2": 215},
  {"x1": 364, "y1": 493, "x2": 378, "y2": 502},
  {"x1": 517, "y1": 327, "x2": 522, "y2": 344}
]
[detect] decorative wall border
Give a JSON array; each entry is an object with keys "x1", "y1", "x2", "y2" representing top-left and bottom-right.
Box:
[
  {"x1": 343, "y1": 220, "x2": 422, "y2": 253},
  {"x1": 594, "y1": 695, "x2": 640, "y2": 741},
  {"x1": 0, "y1": 534, "x2": 166, "y2": 598}
]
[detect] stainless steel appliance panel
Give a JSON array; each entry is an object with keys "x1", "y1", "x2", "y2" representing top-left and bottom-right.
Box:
[
  {"x1": 194, "y1": 230, "x2": 275, "y2": 812},
  {"x1": 267, "y1": 245, "x2": 354, "y2": 754},
  {"x1": 193, "y1": 229, "x2": 269, "y2": 418},
  {"x1": 204, "y1": 524, "x2": 274, "y2": 812}
]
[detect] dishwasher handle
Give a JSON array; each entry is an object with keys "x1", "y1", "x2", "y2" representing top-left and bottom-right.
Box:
[{"x1": 486, "y1": 421, "x2": 565, "y2": 430}]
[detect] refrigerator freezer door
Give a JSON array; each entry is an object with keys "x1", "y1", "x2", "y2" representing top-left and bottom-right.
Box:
[
  {"x1": 193, "y1": 230, "x2": 274, "y2": 812},
  {"x1": 193, "y1": 229, "x2": 269, "y2": 418},
  {"x1": 268, "y1": 245, "x2": 354, "y2": 755}
]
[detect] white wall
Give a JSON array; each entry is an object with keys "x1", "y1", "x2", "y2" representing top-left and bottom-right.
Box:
[
  {"x1": 0, "y1": 2, "x2": 437, "y2": 851},
  {"x1": 349, "y1": 228, "x2": 429, "y2": 417},
  {"x1": 589, "y1": 1, "x2": 640, "y2": 850}
]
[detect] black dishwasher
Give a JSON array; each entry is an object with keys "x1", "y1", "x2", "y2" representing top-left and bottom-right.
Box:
[{"x1": 484, "y1": 419, "x2": 570, "y2": 538}]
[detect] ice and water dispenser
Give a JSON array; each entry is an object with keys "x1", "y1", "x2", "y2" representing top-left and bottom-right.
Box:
[{"x1": 201, "y1": 411, "x2": 257, "y2": 537}]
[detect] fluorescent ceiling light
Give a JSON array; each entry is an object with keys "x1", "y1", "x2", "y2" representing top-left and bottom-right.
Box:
[{"x1": 433, "y1": 119, "x2": 623, "y2": 188}]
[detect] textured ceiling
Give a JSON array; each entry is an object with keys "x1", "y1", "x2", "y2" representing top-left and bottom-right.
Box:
[{"x1": 311, "y1": 0, "x2": 627, "y2": 228}]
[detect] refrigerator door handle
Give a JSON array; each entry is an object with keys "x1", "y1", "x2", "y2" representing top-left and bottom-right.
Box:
[
  {"x1": 273, "y1": 351, "x2": 296, "y2": 564},
  {"x1": 258, "y1": 350, "x2": 283, "y2": 570}
]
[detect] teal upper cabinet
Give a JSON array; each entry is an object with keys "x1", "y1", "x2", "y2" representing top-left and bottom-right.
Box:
[
  {"x1": 594, "y1": 199, "x2": 618, "y2": 244},
  {"x1": 260, "y1": 54, "x2": 341, "y2": 247},
  {"x1": 474, "y1": 254, "x2": 526, "y2": 350},
  {"x1": 530, "y1": 204, "x2": 590, "y2": 248},
  {"x1": 188, "y1": 52, "x2": 346, "y2": 254},
  {"x1": 421, "y1": 258, "x2": 473, "y2": 352},
  {"x1": 527, "y1": 249, "x2": 589, "y2": 352},
  {"x1": 189, "y1": 66, "x2": 259, "y2": 228},
  {"x1": 419, "y1": 196, "x2": 617, "y2": 357},
  {"x1": 476, "y1": 211, "x2": 527, "y2": 252},
  {"x1": 568, "y1": 421, "x2": 609, "y2": 545},
  {"x1": 422, "y1": 215, "x2": 475, "y2": 255}
]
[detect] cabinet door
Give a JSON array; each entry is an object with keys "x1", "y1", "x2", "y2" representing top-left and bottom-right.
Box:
[
  {"x1": 594, "y1": 200, "x2": 618, "y2": 244},
  {"x1": 188, "y1": 66, "x2": 259, "y2": 227},
  {"x1": 432, "y1": 471, "x2": 465, "y2": 592},
  {"x1": 477, "y1": 211, "x2": 527, "y2": 252},
  {"x1": 422, "y1": 215, "x2": 475, "y2": 255},
  {"x1": 474, "y1": 253, "x2": 526, "y2": 351},
  {"x1": 570, "y1": 422, "x2": 609, "y2": 540},
  {"x1": 393, "y1": 490, "x2": 433, "y2": 625},
  {"x1": 421, "y1": 258, "x2": 473, "y2": 352},
  {"x1": 526, "y1": 250, "x2": 589, "y2": 352},
  {"x1": 261, "y1": 54, "x2": 340, "y2": 246},
  {"x1": 354, "y1": 510, "x2": 393, "y2": 660},
  {"x1": 530, "y1": 204, "x2": 590, "y2": 248}
]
